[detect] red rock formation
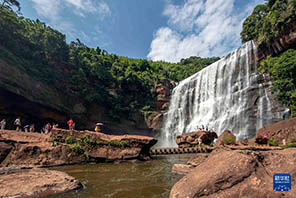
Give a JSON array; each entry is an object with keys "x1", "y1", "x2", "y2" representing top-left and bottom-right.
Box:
[
  {"x1": 217, "y1": 130, "x2": 236, "y2": 146},
  {"x1": 257, "y1": 22, "x2": 296, "y2": 61},
  {"x1": 170, "y1": 147, "x2": 296, "y2": 198},
  {"x1": 172, "y1": 153, "x2": 209, "y2": 176},
  {"x1": 176, "y1": 130, "x2": 218, "y2": 148},
  {"x1": 0, "y1": 168, "x2": 82, "y2": 198},
  {"x1": 0, "y1": 129, "x2": 157, "y2": 167},
  {"x1": 256, "y1": 117, "x2": 296, "y2": 144}
]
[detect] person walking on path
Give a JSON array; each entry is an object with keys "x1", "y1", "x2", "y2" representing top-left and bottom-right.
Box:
[
  {"x1": 45, "y1": 123, "x2": 52, "y2": 134},
  {"x1": 0, "y1": 119, "x2": 6, "y2": 130},
  {"x1": 29, "y1": 124, "x2": 35, "y2": 132},
  {"x1": 14, "y1": 117, "x2": 21, "y2": 131},
  {"x1": 198, "y1": 136, "x2": 202, "y2": 148},
  {"x1": 23, "y1": 125, "x2": 30, "y2": 132},
  {"x1": 67, "y1": 119, "x2": 74, "y2": 130}
]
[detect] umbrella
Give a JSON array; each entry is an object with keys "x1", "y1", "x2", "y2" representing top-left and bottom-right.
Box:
[{"x1": 96, "y1": 123, "x2": 103, "y2": 126}]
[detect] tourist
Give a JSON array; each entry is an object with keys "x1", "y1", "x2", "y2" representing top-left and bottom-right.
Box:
[
  {"x1": 14, "y1": 117, "x2": 21, "y2": 131},
  {"x1": 0, "y1": 119, "x2": 6, "y2": 130},
  {"x1": 45, "y1": 123, "x2": 52, "y2": 134},
  {"x1": 213, "y1": 138, "x2": 217, "y2": 146},
  {"x1": 198, "y1": 136, "x2": 202, "y2": 148},
  {"x1": 67, "y1": 119, "x2": 74, "y2": 130},
  {"x1": 29, "y1": 124, "x2": 35, "y2": 132},
  {"x1": 95, "y1": 123, "x2": 103, "y2": 132},
  {"x1": 282, "y1": 139, "x2": 286, "y2": 146},
  {"x1": 52, "y1": 123, "x2": 58, "y2": 129},
  {"x1": 23, "y1": 125, "x2": 30, "y2": 132}
]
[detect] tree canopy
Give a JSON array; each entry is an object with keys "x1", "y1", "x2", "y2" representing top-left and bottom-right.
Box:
[
  {"x1": 241, "y1": 0, "x2": 296, "y2": 46},
  {"x1": 0, "y1": 4, "x2": 218, "y2": 121}
]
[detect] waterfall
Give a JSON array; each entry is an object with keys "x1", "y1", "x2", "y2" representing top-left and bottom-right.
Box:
[{"x1": 159, "y1": 41, "x2": 283, "y2": 148}]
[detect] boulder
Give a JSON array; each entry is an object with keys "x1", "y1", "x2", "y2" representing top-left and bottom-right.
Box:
[
  {"x1": 255, "y1": 136, "x2": 268, "y2": 145},
  {"x1": 217, "y1": 130, "x2": 236, "y2": 146},
  {"x1": 187, "y1": 153, "x2": 209, "y2": 167},
  {"x1": 172, "y1": 164, "x2": 192, "y2": 176},
  {"x1": 0, "y1": 168, "x2": 82, "y2": 198},
  {"x1": 176, "y1": 130, "x2": 218, "y2": 148},
  {"x1": 50, "y1": 128, "x2": 157, "y2": 161},
  {"x1": 256, "y1": 117, "x2": 296, "y2": 144},
  {"x1": 170, "y1": 148, "x2": 296, "y2": 198},
  {"x1": 172, "y1": 153, "x2": 209, "y2": 177}
]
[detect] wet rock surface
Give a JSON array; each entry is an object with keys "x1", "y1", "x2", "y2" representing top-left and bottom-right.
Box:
[
  {"x1": 170, "y1": 147, "x2": 296, "y2": 198},
  {"x1": 0, "y1": 168, "x2": 82, "y2": 198}
]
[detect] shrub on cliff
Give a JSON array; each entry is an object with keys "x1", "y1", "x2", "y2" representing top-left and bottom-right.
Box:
[
  {"x1": 259, "y1": 49, "x2": 296, "y2": 117},
  {"x1": 241, "y1": 0, "x2": 296, "y2": 47},
  {"x1": 221, "y1": 136, "x2": 236, "y2": 145},
  {"x1": 267, "y1": 139, "x2": 279, "y2": 146}
]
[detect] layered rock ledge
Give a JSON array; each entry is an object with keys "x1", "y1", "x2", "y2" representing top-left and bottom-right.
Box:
[{"x1": 0, "y1": 129, "x2": 157, "y2": 168}]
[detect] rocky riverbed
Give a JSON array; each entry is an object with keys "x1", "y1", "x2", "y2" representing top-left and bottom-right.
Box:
[
  {"x1": 0, "y1": 129, "x2": 157, "y2": 197},
  {"x1": 0, "y1": 168, "x2": 82, "y2": 198},
  {"x1": 171, "y1": 147, "x2": 296, "y2": 198}
]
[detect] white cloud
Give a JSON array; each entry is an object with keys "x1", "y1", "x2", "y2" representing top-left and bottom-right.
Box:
[
  {"x1": 30, "y1": 0, "x2": 111, "y2": 45},
  {"x1": 31, "y1": 0, "x2": 61, "y2": 21},
  {"x1": 148, "y1": 0, "x2": 265, "y2": 63},
  {"x1": 30, "y1": 0, "x2": 111, "y2": 22}
]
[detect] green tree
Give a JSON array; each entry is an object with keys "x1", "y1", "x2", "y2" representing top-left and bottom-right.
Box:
[
  {"x1": 1, "y1": 0, "x2": 20, "y2": 11},
  {"x1": 259, "y1": 49, "x2": 296, "y2": 117}
]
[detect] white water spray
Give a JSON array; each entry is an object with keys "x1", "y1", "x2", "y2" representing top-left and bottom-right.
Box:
[{"x1": 159, "y1": 41, "x2": 282, "y2": 148}]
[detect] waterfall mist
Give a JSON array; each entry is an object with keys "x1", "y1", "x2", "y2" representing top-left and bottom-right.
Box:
[{"x1": 158, "y1": 41, "x2": 284, "y2": 148}]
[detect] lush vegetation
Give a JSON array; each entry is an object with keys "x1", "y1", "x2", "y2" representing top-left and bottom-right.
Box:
[
  {"x1": 259, "y1": 49, "x2": 296, "y2": 117},
  {"x1": 267, "y1": 139, "x2": 279, "y2": 146},
  {"x1": 221, "y1": 136, "x2": 236, "y2": 145},
  {"x1": 241, "y1": 0, "x2": 296, "y2": 46},
  {"x1": 0, "y1": 3, "x2": 218, "y2": 121},
  {"x1": 241, "y1": 0, "x2": 296, "y2": 118}
]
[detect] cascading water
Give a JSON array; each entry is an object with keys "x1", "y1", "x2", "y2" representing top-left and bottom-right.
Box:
[{"x1": 159, "y1": 41, "x2": 284, "y2": 148}]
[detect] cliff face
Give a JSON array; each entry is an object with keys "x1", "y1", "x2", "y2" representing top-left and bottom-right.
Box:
[
  {"x1": 257, "y1": 22, "x2": 296, "y2": 61},
  {"x1": 0, "y1": 56, "x2": 170, "y2": 135}
]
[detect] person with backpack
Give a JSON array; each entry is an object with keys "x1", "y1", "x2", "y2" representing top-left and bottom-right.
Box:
[
  {"x1": 0, "y1": 119, "x2": 6, "y2": 130},
  {"x1": 14, "y1": 117, "x2": 21, "y2": 131},
  {"x1": 67, "y1": 119, "x2": 74, "y2": 130}
]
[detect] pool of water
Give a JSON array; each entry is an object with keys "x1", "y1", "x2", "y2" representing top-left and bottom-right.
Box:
[{"x1": 45, "y1": 154, "x2": 193, "y2": 198}]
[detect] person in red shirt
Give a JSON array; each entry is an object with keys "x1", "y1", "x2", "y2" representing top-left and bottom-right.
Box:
[{"x1": 67, "y1": 119, "x2": 74, "y2": 130}]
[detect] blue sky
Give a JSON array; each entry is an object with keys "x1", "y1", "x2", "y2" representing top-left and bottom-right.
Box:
[{"x1": 18, "y1": 0, "x2": 265, "y2": 63}]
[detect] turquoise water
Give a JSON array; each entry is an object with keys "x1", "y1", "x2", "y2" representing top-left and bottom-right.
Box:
[{"x1": 45, "y1": 155, "x2": 192, "y2": 198}]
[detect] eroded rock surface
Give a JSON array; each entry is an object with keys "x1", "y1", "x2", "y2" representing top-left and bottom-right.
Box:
[
  {"x1": 176, "y1": 131, "x2": 218, "y2": 148},
  {"x1": 0, "y1": 129, "x2": 157, "y2": 167},
  {"x1": 256, "y1": 117, "x2": 296, "y2": 143},
  {"x1": 170, "y1": 148, "x2": 296, "y2": 198},
  {"x1": 0, "y1": 168, "x2": 82, "y2": 198}
]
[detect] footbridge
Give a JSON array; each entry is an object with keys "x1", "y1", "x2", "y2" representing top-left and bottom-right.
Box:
[
  {"x1": 150, "y1": 145, "x2": 283, "y2": 155},
  {"x1": 150, "y1": 147, "x2": 214, "y2": 155}
]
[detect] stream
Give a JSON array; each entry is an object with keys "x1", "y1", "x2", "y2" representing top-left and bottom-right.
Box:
[{"x1": 44, "y1": 154, "x2": 193, "y2": 198}]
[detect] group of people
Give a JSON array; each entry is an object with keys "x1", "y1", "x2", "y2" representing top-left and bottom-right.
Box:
[
  {"x1": 0, "y1": 117, "x2": 58, "y2": 133},
  {"x1": 0, "y1": 117, "x2": 103, "y2": 133}
]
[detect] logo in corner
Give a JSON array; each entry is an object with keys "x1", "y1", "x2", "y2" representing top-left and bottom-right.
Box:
[{"x1": 273, "y1": 173, "x2": 291, "y2": 192}]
